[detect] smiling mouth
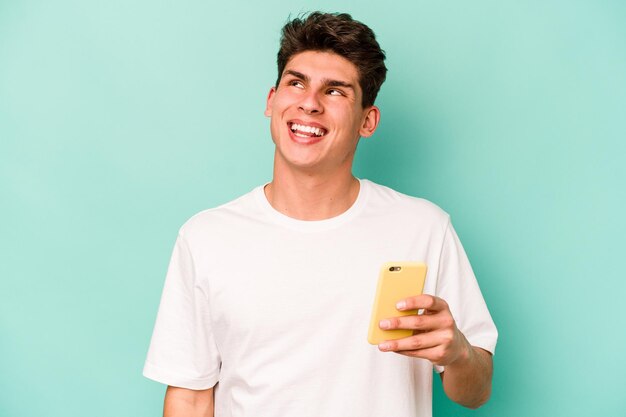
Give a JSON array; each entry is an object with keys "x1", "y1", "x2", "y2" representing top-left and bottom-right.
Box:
[{"x1": 288, "y1": 122, "x2": 327, "y2": 138}]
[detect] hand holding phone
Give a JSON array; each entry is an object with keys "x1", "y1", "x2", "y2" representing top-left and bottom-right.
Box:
[{"x1": 367, "y1": 262, "x2": 427, "y2": 345}]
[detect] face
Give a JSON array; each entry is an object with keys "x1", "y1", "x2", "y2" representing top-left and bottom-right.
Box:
[{"x1": 265, "y1": 50, "x2": 380, "y2": 176}]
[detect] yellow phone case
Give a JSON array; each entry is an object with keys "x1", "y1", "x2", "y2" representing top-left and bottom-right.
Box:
[{"x1": 367, "y1": 262, "x2": 427, "y2": 345}]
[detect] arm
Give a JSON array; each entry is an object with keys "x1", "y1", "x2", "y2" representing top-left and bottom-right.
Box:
[
  {"x1": 163, "y1": 386, "x2": 215, "y2": 417},
  {"x1": 378, "y1": 294, "x2": 493, "y2": 408},
  {"x1": 440, "y1": 345, "x2": 492, "y2": 408}
]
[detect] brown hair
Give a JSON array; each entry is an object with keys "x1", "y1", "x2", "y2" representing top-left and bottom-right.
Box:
[{"x1": 276, "y1": 12, "x2": 387, "y2": 108}]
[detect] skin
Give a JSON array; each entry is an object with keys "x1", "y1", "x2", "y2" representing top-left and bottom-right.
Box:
[
  {"x1": 263, "y1": 50, "x2": 380, "y2": 220},
  {"x1": 378, "y1": 294, "x2": 493, "y2": 408},
  {"x1": 163, "y1": 50, "x2": 493, "y2": 414},
  {"x1": 163, "y1": 386, "x2": 214, "y2": 417}
]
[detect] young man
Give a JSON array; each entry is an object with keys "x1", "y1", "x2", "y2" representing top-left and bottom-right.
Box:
[{"x1": 144, "y1": 12, "x2": 497, "y2": 417}]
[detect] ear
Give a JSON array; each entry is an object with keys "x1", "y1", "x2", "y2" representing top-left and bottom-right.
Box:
[
  {"x1": 264, "y1": 87, "x2": 277, "y2": 117},
  {"x1": 359, "y1": 105, "x2": 381, "y2": 138}
]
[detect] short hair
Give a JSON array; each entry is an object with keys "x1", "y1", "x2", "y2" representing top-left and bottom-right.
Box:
[{"x1": 276, "y1": 12, "x2": 387, "y2": 108}]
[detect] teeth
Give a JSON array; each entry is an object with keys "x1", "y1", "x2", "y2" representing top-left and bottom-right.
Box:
[{"x1": 290, "y1": 123, "x2": 325, "y2": 137}]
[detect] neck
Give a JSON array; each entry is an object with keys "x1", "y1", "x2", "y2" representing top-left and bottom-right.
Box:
[{"x1": 265, "y1": 166, "x2": 360, "y2": 221}]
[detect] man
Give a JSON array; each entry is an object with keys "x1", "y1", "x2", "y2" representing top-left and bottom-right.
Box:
[{"x1": 144, "y1": 12, "x2": 497, "y2": 417}]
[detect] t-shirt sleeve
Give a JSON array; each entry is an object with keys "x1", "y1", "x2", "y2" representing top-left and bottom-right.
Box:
[
  {"x1": 433, "y1": 219, "x2": 498, "y2": 373},
  {"x1": 143, "y1": 233, "x2": 221, "y2": 389}
]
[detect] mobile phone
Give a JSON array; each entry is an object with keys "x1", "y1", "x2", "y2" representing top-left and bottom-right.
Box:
[{"x1": 367, "y1": 262, "x2": 427, "y2": 345}]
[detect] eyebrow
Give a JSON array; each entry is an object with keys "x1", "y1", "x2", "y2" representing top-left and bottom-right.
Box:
[{"x1": 283, "y1": 69, "x2": 355, "y2": 91}]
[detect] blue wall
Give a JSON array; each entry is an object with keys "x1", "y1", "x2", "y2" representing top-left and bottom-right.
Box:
[{"x1": 1, "y1": 1, "x2": 625, "y2": 415}]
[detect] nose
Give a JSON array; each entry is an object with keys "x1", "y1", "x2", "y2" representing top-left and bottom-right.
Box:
[{"x1": 298, "y1": 90, "x2": 323, "y2": 115}]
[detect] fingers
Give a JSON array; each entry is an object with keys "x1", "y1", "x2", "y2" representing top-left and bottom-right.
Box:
[
  {"x1": 396, "y1": 294, "x2": 448, "y2": 313},
  {"x1": 379, "y1": 295, "x2": 454, "y2": 332},
  {"x1": 377, "y1": 328, "x2": 462, "y2": 365},
  {"x1": 378, "y1": 329, "x2": 453, "y2": 360},
  {"x1": 379, "y1": 310, "x2": 454, "y2": 332},
  {"x1": 394, "y1": 345, "x2": 446, "y2": 363},
  {"x1": 378, "y1": 331, "x2": 441, "y2": 352},
  {"x1": 377, "y1": 295, "x2": 467, "y2": 366}
]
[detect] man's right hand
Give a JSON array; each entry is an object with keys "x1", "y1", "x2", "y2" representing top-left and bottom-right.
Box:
[{"x1": 163, "y1": 385, "x2": 214, "y2": 417}]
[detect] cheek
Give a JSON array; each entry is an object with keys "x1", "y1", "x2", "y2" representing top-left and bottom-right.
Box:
[
  {"x1": 275, "y1": 89, "x2": 300, "y2": 105},
  {"x1": 271, "y1": 117, "x2": 284, "y2": 134}
]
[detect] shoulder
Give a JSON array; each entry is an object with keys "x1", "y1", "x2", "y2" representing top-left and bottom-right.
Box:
[
  {"x1": 177, "y1": 185, "x2": 265, "y2": 240},
  {"x1": 362, "y1": 179, "x2": 450, "y2": 225}
]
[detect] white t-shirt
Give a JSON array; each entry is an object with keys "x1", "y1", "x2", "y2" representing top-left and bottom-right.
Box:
[{"x1": 144, "y1": 179, "x2": 497, "y2": 417}]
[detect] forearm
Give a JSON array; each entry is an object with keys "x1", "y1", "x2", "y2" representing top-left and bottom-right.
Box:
[
  {"x1": 441, "y1": 342, "x2": 493, "y2": 409},
  {"x1": 163, "y1": 386, "x2": 215, "y2": 417}
]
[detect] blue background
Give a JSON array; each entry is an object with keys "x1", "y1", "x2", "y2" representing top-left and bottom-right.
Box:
[{"x1": 1, "y1": 1, "x2": 625, "y2": 415}]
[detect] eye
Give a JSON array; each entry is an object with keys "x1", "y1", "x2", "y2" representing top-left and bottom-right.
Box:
[
  {"x1": 289, "y1": 80, "x2": 305, "y2": 89},
  {"x1": 327, "y1": 88, "x2": 344, "y2": 96}
]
